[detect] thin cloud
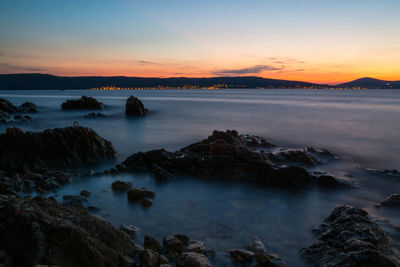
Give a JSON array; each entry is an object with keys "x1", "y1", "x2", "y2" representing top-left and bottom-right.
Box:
[
  {"x1": 0, "y1": 63, "x2": 47, "y2": 72},
  {"x1": 213, "y1": 65, "x2": 283, "y2": 76},
  {"x1": 136, "y1": 60, "x2": 162, "y2": 66}
]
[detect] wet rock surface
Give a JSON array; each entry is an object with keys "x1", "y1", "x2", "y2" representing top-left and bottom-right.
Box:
[
  {"x1": 0, "y1": 126, "x2": 116, "y2": 169},
  {"x1": 378, "y1": 194, "x2": 400, "y2": 209},
  {"x1": 229, "y1": 237, "x2": 287, "y2": 266},
  {"x1": 301, "y1": 205, "x2": 400, "y2": 266},
  {"x1": 112, "y1": 180, "x2": 133, "y2": 191},
  {"x1": 125, "y1": 96, "x2": 149, "y2": 116},
  {"x1": 127, "y1": 187, "x2": 156, "y2": 201},
  {"x1": 122, "y1": 130, "x2": 348, "y2": 189},
  {"x1": 0, "y1": 98, "x2": 18, "y2": 113},
  {"x1": 0, "y1": 169, "x2": 70, "y2": 194},
  {"x1": 0, "y1": 99, "x2": 36, "y2": 123},
  {"x1": 0, "y1": 195, "x2": 139, "y2": 267},
  {"x1": 61, "y1": 96, "x2": 105, "y2": 110},
  {"x1": 18, "y1": 102, "x2": 37, "y2": 113}
]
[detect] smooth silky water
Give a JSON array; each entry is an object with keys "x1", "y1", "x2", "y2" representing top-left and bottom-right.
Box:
[{"x1": 1, "y1": 89, "x2": 400, "y2": 266}]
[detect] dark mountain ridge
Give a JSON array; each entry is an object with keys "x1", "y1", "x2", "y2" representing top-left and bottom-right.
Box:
[{"x1": 0, "y1": 73, "x2": 399, "y2": 90}]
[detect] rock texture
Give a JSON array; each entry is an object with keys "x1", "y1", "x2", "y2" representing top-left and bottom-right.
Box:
[
  {"x1": 0, "y1": 195, "x2": 140, "y2": 267},
  {"x1": 18, "y1": 102, "x2": 37, "y2": 113},
  {"x1": 121, "y1": 130, "x2": 349, "y2": 188},
  {"x1": 125, "y1": 96, "x2": 149, "y2": 116},
  {"x1": 84, "y1": 112, "x2": 106, "y2": 118},
  {"x1": 0, "y1": 99, "x2": 37, "y2": 123},
  {"x1": 61, "y1": 96, "x2": 105, "y2": 110},
  {"x1": 0, "y1": 126, "x2": 116, "y2": 169},
  {"x1": 378, "y1": 194, "x2": 400, "y2": 209},
  {"x1": 301, "y1": 205, "x2": 400, "y2": 266},
  {"x1": 0, "y1": 98, "x2": 18, "y2": 113}
]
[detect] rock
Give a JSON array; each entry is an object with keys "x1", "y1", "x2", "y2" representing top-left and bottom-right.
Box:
[
  {"x1": 186, "y1": 241, "x2": 207, "y2": 254},
  {"x1": 0, "y1": 126, "x2": 116, "y2": 169},
  {"x1": 140, "y1": 198, "x2": 153, "y2": 207},
  {"x1": 87, "y1": 206, "x2": 100, "y2": 212},
  {"x1": 80, "y1": 190, "x2": 91, "y2": 197},
  {"x1": 121, "y1": 130, "x2": 340, "y2": 189},
  {"x1": 163, "y1": 235, "x2": 184, "y2": 254},
  {"x1": 379, "y1": 194, "x2": 400, "y2": 208},
  {"x1": 181, "y1": 252, "x2": 213, "y2": 267},
  {"x1": 127, "y1": 188, "x2": 155, "y2": 201},
  {"x1": 125, "y1": 96, "x2": 149, "y2": 116},
  {"x1": 159, "y1": 255, "x2": 169, "y2": 264},
  {"x1": 144, "y1": 235, "x2": 162, "y2": 253},
  {"x1": 315, "y1": 174, "x2": 355, "y2": 188},
  {"x1": 0, "y1": 98, "x2": 18, "y2": 113},
  {"x1": 62, "y1": 195, "x2": 87, "y2": 214},
  {"x1": 0, "y1": 195, "x2": 138, "y2": 267},
  {"x1": 141, "y1": 249, "x2": 160, "y2": 267},
  {"x1": 112, "y1": 180, "x2": 132, "y2": 191},
  {"x1": 0, "y1": 111, "x2": 12, "y2": 123},
  {"x1": 120, "y1": 224, "x2": 140, "y2": 237},
  {"x1": 229, "y1": 249, "x2": 254, "y2": 262},
  {"x1": 13, "y1": 114, "x2": 32, "y2": 122},
  {"x1": 247, "y1": 236, "x2": 267, "y2": 254},
  {"x1": 301, "y1": 205, "x2": 400, "y2": 266},
  {"x1": 174, "y1": 234, "x2": 190, "y2": 245},
  {"x1": 61, "y1": 96, "x2": 105, "y2": 110},
  {"x1": 85, "y1": 112, "x2": 106, "y2": 118},
  {"x1": 18, "y1": 102, "x2": 37, "y2": 113}
]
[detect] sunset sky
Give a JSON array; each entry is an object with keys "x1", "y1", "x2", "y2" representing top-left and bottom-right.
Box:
[{"x1": 0, "y1": 0, "x2": 399, "y2": 84}]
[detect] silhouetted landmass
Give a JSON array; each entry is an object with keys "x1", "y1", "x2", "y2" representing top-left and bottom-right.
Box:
[
  {"x1": 0, "y1": 73, "x2": 399, "y2": 90},
  {"x1": 0, "y1": 74, "x2": 324, "y2": 90},
  {"x1": 337, "y1": 77, "x2": 400, "y2": 89}
]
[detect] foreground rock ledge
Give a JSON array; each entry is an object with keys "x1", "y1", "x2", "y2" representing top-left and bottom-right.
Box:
[
  {"x1": 301, "y1": 205, "x2": 400, "y2": 266},
  {"x1": 120, "y1": 130, "x2": 350, "y2": 188},
  {"x1": 0, "y1": 126, "x2": 116, "y2": 169},
  {"x1": 0, "y1": 195, "x2": 139, "y2": 267}
]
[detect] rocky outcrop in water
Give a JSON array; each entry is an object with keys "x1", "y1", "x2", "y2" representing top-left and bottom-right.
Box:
[
  {"x1": 378, "y1": 194, "x2": 400, "y2": 209},
  {"x1": 61, "y1": 96, "x2": 105, "y2": 110},
  {"x1": 301, "y1": 205, "x2": 400, "y2": 266},
  {"x1": 0, "y1": 99, "x2": 36, "y2": 123},
  {"x1": 120, "y1": 130, "x2": 350, "y2": 188},
  {"x1": 0, "y1": 126, "x2": 116, "y2": 170},
  {"x1": 0, "y1": 169, "x2": 70, "y2": 194},
  {"x1": 0, "y1": 195, "x2": 140, "y2": 267},
  {"x1": 229, "y1": 237, "x2": 287, "y2": 266},
  {"x1": 18, "y1": 102, "x2": 37, "y2": 113},
  {"x1": 125, "y1": 96, "x2": 149, "y2": 116}
]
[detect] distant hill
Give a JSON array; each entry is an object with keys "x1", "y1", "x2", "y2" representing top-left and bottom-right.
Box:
[
  {"x1": 337, "y1": 77, "x2": 400, "y2": 89},
  {"x1": 0, "y1": 74, "x2": 325, "y2": 90},
  {"x1": 0, "y1": 74, "x2": 399, "y2": 90}
]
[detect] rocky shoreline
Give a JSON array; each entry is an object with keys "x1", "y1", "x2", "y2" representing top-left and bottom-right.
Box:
[{"x1": 1, "y1": 95, "x2": 400, "y2": 266}]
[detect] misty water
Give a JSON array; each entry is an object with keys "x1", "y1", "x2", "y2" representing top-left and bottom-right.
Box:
[{"x1": 1, "y1": 89, "x2": 400, "y2": 266}]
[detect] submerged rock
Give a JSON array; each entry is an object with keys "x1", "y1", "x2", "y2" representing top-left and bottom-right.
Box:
[
  {"x1": 127, "y1": 187, "x2": 155, "y2": 201},
  {"x1": 80, "y1": 189, "x2": 91, "y2": 197},
  {"x1": 85, "y1": 112, "x2": 106, "y2": 118},
  {"x1": 61, "y1": 96, "x2": 105, "y2": 110},
  {"x1": 301, "y1": 205, "x2": 400, "y2": 266},
  {"x1": 122, "y1": 130, "x2": 343, "y2": 189},
  {"x1": 0, "y1": 126, "x2": 116, "y2": 169},
  {"x1": 140, "y1": 198, "x2": 153, "y2": 207},
  {"x1": 125, "y1": 96, "x2": 149, "y2": 116},
  {"x1": 0, "y1": 195, "x2": 139, "y2": 267},
  {"x1": 229, "y1": 249, "x2": 254, "y2": 262}
]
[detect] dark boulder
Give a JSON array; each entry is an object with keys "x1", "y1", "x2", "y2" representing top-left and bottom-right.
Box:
[
  {"x1": 61, "y1": 96, "x2": 105, "y2": 110},
  {"x1": 144, "y1": 235, "x2": 162, "y2": 254},
  {"x1": 378, "y1": 194, "x2": 400, "y2": 209},
  {"x1": 18, "y1": 102, "x2": 37, "y2": 113},
  {"x1": 112, "y1": 180, "x2": 132, "y2": 191},
  {"x1": 0, "y1": 126, "x2": 116, "y2": 169},
  {"x1": 180, "y1": 252, "x2": 213, "y2": 267},
  {"x1": 0, "y1": 195, "x2": 139, "y2": 267},
  {"x1": 125, "y1": 96, "x2": 148, "y2": 116},
  {"x1": 301, "y1": 205, "x2": 400, "y2": 266},
  {"x1": 0, "y1": 98, "x2": 18, "y2": 113}
]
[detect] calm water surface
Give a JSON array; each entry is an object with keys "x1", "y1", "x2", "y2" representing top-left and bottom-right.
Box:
[{"x1": 1, "y1": 89, "x2": 400, "y2": 266}]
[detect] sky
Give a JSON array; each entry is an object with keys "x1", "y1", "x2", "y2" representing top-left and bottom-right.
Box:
[{"x1": 0, "y1": 0, "x2": 399, "y2": 84}]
